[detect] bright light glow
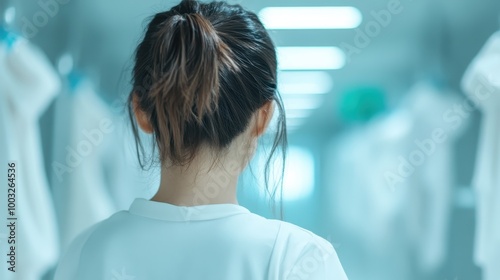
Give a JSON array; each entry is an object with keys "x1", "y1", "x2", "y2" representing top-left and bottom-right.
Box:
[
  {"x1": 286, "y1": 110, "x2": 312, "y2": 119},
  {"x1": 277, "y1": 47, "x2": 346, "y2": 70},
  {"x1": 256, "y1": 146, "x2": 315, "y2": 200},
  {"x1": 4, "y1": 7, "x2": 15, "y2": 25},
  {"x1": 259, "y1": 7, "x2": 362, "y2": 29},
  {"x1": 278, "y1": 71, "x2": 333, "y2": 95},
  {"x1": 266, "y1": 107, "x2": 311, "y2": 132},
  {"x1": 286, "y1": 118, "x2": 307, "y2": 130},
  {"x1": 278, "y1": 147, "x2": 315, "y2": 200},
  {"x1": 283, "y1": 96, "x2": 323, "y2": 110}
]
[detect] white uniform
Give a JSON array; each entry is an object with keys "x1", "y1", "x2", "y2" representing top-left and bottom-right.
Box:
[
  {"x1": 326, "y1": 82, "x2": 462, "y2": 279},
  {"x1": 50, "y1": 79, "x2": 118, "y2": 251},
  {"x1": 0, "y1": 30, "x2": 60, "y2": 280},
  {"x1": 461, "y1": 31, "x2": 500, "y2": 280},
  {"x1": 50, "y1": 78, "x2": 159, "y2": 253},
  {"x1": 54, "y1": 198, "x2": 348, "y2": 280},
  {"x1": 402, "y1": 83, "x2": 464, "y2": 273}
]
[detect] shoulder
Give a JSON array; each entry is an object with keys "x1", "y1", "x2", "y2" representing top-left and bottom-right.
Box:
[
  {"x1": 53, "y1": 222, "x2": 101, "y2": 280},
  {"x1": 267, "y1": 220, "x2": 348, "y2": 280},
  {"x1": 53, "y1": 211, "x2": 128, "y2": 280},
  {"x1": 271, "y1": 220, "x2": 334, "y2": 252}
]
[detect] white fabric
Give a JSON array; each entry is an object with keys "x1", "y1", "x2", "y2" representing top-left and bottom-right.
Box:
[
  {"x1": 0, "y1": 35, "x2": 60, "y2": 279},
  {"x1": 328, "y1": 116, "x2": 411, "y2": 249},
  {"x1": 50, "y1": 80, "x2": 159, "y2": 253},
  {"x1": 327, "y1": 83, "x2": 462, "y2": 278},
  {"x1": 461, "y1": 31, "x2": 500, "y2": 279},
  {"x1": 327, "y1": 111, "x2": 414, "y2": 280},
  {"x1": 50, "y1": 80, "x2": 117, "y2": 251},
  {"x1": 54, "y1": 198, "x2": 348, "y2": 280},
  {"x1": 403, "y1": 83, "x2": 464, "y2": 273}
]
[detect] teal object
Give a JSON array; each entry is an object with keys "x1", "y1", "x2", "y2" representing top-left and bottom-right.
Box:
[
  {"x1": 0, "y1": 26, "x2": 18, "y2": 51},
  {"x1": 68, "y1": 71, "x2": 84, "y2": 92},
  {"x1": 337, "y1": 86, "x2": 387, "y2": 123}
]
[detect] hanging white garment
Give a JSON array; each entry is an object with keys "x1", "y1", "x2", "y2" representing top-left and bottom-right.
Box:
[
  {"x1": 461, "y1": 31, "x2": 500, "y2": 280},
  {"x1": 50, "y1": 79, "x2": 118, "y2": 251},
  {"x1": 327, "y1": 110, "x2": 414, "y2": 280},
  {"x1": 326, "y1": 83, "x2": 463, "y2": 279},
  {"x1": 402, "y1": 83, "x2": 464, "y2": 273},
  {"x1": 329, "y1": 121, "x2": 409, "y2": 248},
  {"x1": 50, "y1": 79, "x2": 159, "y2": 252},
  {"x1": 0, "y1": 31, "x2": 60, "y2": 280}
]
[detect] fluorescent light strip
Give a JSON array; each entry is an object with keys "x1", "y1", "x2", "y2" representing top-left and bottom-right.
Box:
[
  {"x1": 277, "y1": 47, "x2": 346, "y2": 70},
  {"x1": 267, "y1": 98, "x2": 320, "y2": 132},
  {"x1": 286, "y1": 118, "x2": 307, "y2": 130},
  {"x1": 286, "y1": 110, "x2": 313, "y2": 119},
  {"x1": 283, "y1": 96, "x2": 323, "y2": 110},
  {"x1": 278, "y1": 71, "x2": 333, "y2": 95},
  {"x1": 259, "y1": 7, "x2": 362, "y2": 30}
]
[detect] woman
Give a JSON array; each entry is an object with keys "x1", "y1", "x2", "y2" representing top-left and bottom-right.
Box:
[{"x1": 54, "y1": 0, "x2": 348, "y2": 279}]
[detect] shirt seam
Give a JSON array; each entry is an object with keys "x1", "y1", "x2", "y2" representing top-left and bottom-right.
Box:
[
  {"x1": 267, "y1": 221, "x2": 283, "y2": 278},
  {"x1": 283, "y1": 235, "x2": 320, "y2": 280},
  {"x1": 127, "y1": 210, "x2": 252, "y2": 222},
  {"x1": 71, "y1": 224, "x2": 101, "y2": 278}
]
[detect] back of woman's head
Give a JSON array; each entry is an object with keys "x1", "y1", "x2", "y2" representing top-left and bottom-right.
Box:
[{"x1": 129, "y1": 0, "x2": 286, "y2": 170}]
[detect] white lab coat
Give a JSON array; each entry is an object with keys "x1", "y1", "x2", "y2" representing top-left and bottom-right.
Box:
[
  {"x1": 327, "y1": 110, "x2": 414, "y2": 280},
  {"x1": 50, "y1": 79, "x2": 117, "y2": 251},
  {"x1": 402, "y1": 83, "x2": 464, "y2": 273},
  {"x1": 326, "y1": 83, "x2": 462, "y2": 279},
  {"x1": 461, "y1": 31, "x2": 500, "y2": 280},
  {"x1": 54, "y1": 198, "x2": 348, "y2": 280},
  {"x1": 50, "y1": 79, "x2": 158, "y2": 252},
  {"x1": 0, "y1": 33, "x2": 60, "y2": 280}
]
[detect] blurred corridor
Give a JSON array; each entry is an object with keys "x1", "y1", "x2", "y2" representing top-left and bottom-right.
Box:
[{"x1": 1, "y1": 0, "x2": 500, "y2": 279}]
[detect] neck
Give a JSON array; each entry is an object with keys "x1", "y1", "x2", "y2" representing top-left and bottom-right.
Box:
[{"x1": 151, "y1": 151, "x2": 244, "y2": 206}]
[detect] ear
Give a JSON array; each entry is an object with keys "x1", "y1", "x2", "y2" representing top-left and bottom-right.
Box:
[
  {"x1": 254, "y1": 100, "x2": 275, "y2": 137},
  {"x1": 133, "y1": 94, "x2": 154, "y2": 134}
]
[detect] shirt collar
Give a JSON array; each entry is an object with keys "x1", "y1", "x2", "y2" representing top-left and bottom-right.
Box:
[{"x1": 129, "y1": 198, "x2": 251, "y2": 222}]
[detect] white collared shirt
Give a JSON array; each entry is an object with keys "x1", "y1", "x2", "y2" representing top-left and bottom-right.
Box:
[{"x1": 54, "y1": 198, "x2": 348, "y2": 280}]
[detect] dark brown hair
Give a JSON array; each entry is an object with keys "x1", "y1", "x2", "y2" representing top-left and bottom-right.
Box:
[{"x1": 128, "y1": 0, "x2": 287, "y2": 206}]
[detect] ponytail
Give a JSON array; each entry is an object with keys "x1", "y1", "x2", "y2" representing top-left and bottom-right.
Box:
[
  {"x1": 129, "y1": 1, "x2": 287, "y2": 212},
  {"x1": 133, "y1": 5, "x2": 237, "y2": 165}
]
